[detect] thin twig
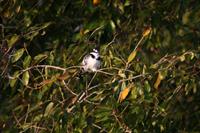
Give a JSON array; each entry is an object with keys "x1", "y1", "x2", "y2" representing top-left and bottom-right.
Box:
[
  {"x1": 133, "y1": 35, "x2": 145, "y2": 51},
  {"x1": 7, "y1": 65, "x2": 81, "y2": 79},
  {"x1": 87, "y1": 72, "x2": 97, "y2": 89},
  {"x1": 96, "y1": 69, "x2": 114, "y2": 76},
  {"x1": 112, "y1": 110, "x2": 132, "y2": 133},
  {"x1": 89, "y1": 25, "x2": 104, "y2": 39},
  {"x1": 105, "y1": 34, "x2": 118, "y2": 48},
  {"x1": 12, "y1": 112, "x2": 21, "y2": 127},
  {"x1": 88, "y1": 81, "x2": 111, "y2": 91},
  {"x1": 92, "y1": 123, "x2": 108, "y2": 132},
  {"x1": 100, "y1": 67, "x2": 135, "y2": 74},
  {"x1": 62, "y1": 80, "x2": 78, "y2": 96},
  {"x1": 119, "y1": 74, "x2": 147, "y2": 82}
]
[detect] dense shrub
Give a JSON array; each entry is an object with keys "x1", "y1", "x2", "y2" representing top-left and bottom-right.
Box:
[{"x1": 0, "y1": 0, "x2": 200, "y2": 132}]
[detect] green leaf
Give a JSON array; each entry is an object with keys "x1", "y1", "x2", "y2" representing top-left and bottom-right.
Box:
[
  {"x1": 24, "y1": 22, "x2": 52, "y2": 40},
  {"x1": 22, "y1": 71, "x2": 29, "y2": 86},
  {"x1": 10, "y1": 71, "x2": 19, "y2": 88},
  {"x1": 8, "y1": 34, "x2": 20, "y2": 48},
  {"x1": 33, "y1": 114, "x2": 43, "y2": 122},
  {"x1": 95, "y1": 107, "x2": 111, "y2": 123},
  {"x1": 21, "y1": 123, "x2": 32, "y2": 131},
  {"x1": 121, "y1": 81, "x2": 126, "y2": 91},
  {"x1": 144, "y1": 80, "x2": 151, "y2": 93},
  {"x1": 128, "y1": 50, "x2": 137, "y2": 64},
  {"x1": 131, "y1": 86, "x2": 138, "y2": 100},
  {"x1": 11, "y1": 48, "x2": 25, "y2": 63},
  {"x1": 28, "y1": 102, "x2": 43, "y2": 113},
  {"x1": 23, "y1": 55, "x2": 32, "y2": 68},
  {"x1": 33, "y1": 54, "x2": 47, "y2": 64},
  {"x1": 44, "y1": 102, "x2": 54, "y2": 117},
  {"x1": 25, "y1": 31, "x2": 39, "y2": 40}
]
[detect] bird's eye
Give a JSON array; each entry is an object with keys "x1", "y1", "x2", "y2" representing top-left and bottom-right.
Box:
[{"x1": 90, "y1": 54, "x2": 95, "y2": 58}]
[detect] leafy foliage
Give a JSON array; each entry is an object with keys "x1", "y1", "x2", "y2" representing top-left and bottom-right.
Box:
[{"x1": 1, "y1": 0, "x2": 200, "y2": 132}]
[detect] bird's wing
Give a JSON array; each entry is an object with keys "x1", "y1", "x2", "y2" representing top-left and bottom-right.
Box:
[{"x1": 81, "y1": 54, "x2": 90, "y2": 66}]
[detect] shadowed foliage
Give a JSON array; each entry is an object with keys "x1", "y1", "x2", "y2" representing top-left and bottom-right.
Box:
[{"x1": 0, "y1": 0, "x2": 200, "y2": 132}]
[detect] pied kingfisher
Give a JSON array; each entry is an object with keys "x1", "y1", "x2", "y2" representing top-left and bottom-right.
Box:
[{"x1": 81, "y1": 49, "x2": 101, "y2": 72}]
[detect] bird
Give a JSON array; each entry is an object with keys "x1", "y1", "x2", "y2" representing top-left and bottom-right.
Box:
[{"x1": 81, "y1": 48, "x2": 101, "y2": 72}]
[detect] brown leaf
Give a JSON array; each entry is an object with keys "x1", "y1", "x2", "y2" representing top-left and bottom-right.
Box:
[
  {"x1": 142, "y1": 27, "x2": 152, "y2": 37},
  {"x1": 57, "y1": 72, "x2": 70, "y2": 80},
  {"x1": 36, "y1": 79, "x2": 54, "y2": 89}
]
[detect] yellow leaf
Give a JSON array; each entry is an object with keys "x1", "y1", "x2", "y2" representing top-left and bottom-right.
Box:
[
  {"x1": 142, "y1": 27, "x2": 152, "y2": 37},
  {"x1": 179, "y1": 55, "x2": 185, "y2": 62},
  {"x1": 127, "y1": 50, "x2": 137, "y2": 63},
  {"x1": 154, "y1": 72, "x2": 164, "y2": 89},
  {"x1": 118, "y1": 84, "x2": 133, "y2": 103}
]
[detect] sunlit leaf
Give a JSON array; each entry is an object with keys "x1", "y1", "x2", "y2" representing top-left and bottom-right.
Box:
[
  {"x1": 44, "y1": 102, "x2": 54, "y2": 117},
  {"x1": 118, "y1": 69, "x2": 126, "y2": 78},
  {"x1": 189, "y1": 52, "x2": 195, "y2": 60},
  {"x1": 179, "y1": 55, "x2": 185, "y2": 62},
  {"x1": 142, "y1": 27, "x2": 152, "y2": 37},
  {"x1": 33, "y1": 114, "x2": 43, "y2": 122},
  {"x1": 118, "y1": 87, "x2": 130, "y2": 102},
  {"x1": 10, "y1": 71, "x2": 19, "y2": 88},
  {"x1": 144, "y1": 80, "x2": 151, "y2": 92},
  {"x1": 118, "y1": 83, "x2": 133, "y2": 103},
  {"x1": 33, "y1": 54, "x2": 47, "y2": 64},
  {"x1": 23, "y1": 55, "x2": 31, "y2": 68},
  {"x1": 22, "y1": 71, "x2": 29, "y2": 86},
  {"x1": 21, "y1": 123, "x2": 31, "y2": 130},
  {"x1": 11, "y1": 48, "x2": 25, "y2": 63},
  {"x1": 128, "y1": 50, "x2": 137, "y2": 63},
  {"x1": 154, "y1": 71, "x2": 165, "y2": 89}
]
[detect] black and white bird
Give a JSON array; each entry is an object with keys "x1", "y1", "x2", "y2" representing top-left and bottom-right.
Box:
[{"x1": 81, "y1": 49, "x2": 101, "y2": 72}]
